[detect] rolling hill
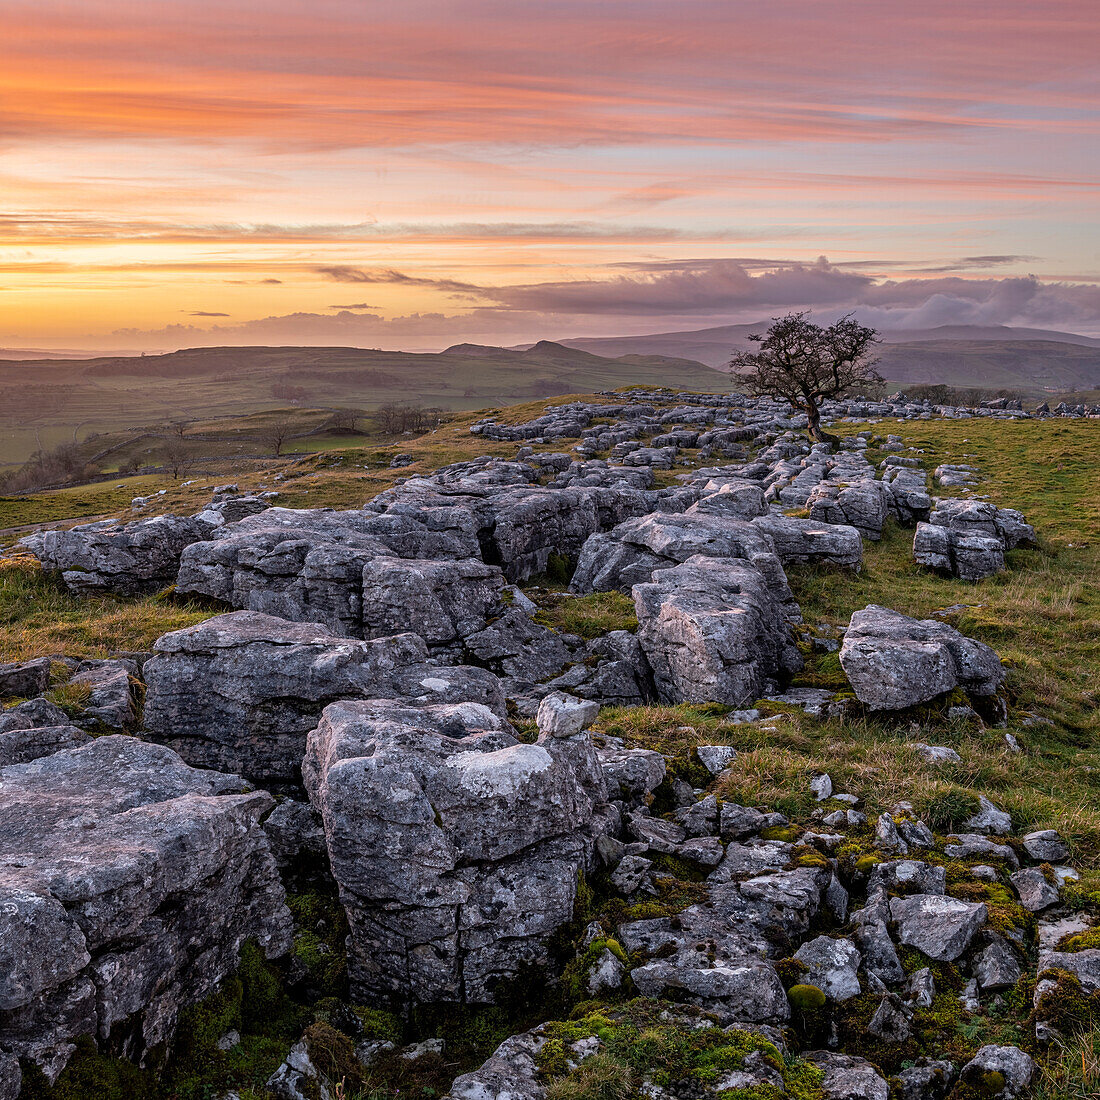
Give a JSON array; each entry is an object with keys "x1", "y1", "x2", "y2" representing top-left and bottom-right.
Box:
[
  {"x1": 555, "y1": 322, "x2": 1100, "y2": 394},
  {"x1": 0, "y1": 341, "x2": 726, "y2": 466}
]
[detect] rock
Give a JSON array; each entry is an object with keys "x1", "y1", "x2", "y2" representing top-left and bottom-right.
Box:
[
  {"x1": 0, "y1": 1053, "x2": 19, "y2": 1100},
  {"x1": 143, "y1": 611, "x2": 504, "y2": 787},
  {"x1": 1010, "y1": 867, "x2": 1059, "y2": 912},
  {"x1": 678, "y1": 836, "x2": 724, "y2": 867},
  {"x1": 914, "y1": 499, "x2": 1037, "y2": 581},
  {"x1": 266, "y1": 1039, "x2": 329, "y2": 1100},
  {"x1": 0, "y1": 657, "x2": 51, "y2": 699},
  {"x1": 464, "y1": 608, "x2": 574, "y2": 682},
  {"x1": 622, "y1": 866, "x2": 828, "y2": 1024},
  {"x1": 750, "y1": 514, "x2": 864, "y2": 570},
  {"x1": 0, "y1": 736, "x2": 291, "y2": 1078},
  {"x1": 719, "y1": 803, "x2": 768, "y2": 841},
  {"x1": 303, "y1": 699, "x2": 607, "y2": 1006},
  {"x1": 868, "y1": 991, "x2": 910, "y2": 1043},
  {"x1": 910, "y1": 743, "x2": 962, "y2": 764},
  {"x1": 696, "y1": 744, "x2": 738, "y2": 775},
  {"x1": 806, "y1": 1051, "x2": 889, "y2": 1100},
  {"x1": 907, "y1": 968, "x2": 936, "y2": 1008},
  {"x1": 360, "y1": 557, "x2": 504, "y2": 646},
  {"x1": 584, "y1": 948, "x2": 626, "y2": 995},
  {"x1": 676, "y1": 794, "x2": 720, "y2": 838},
  {"x1": 793, "y1": 936, "x2": 862, "y2": 1001},
  {"x1": 596, "y1": 747, "x2": 666, "y2": 803},
  {"x1": 958, "y1": 978, "x2": 981, "y2": 1013},
  {"x1": 570, "y1": 511, "x2": 794, "y2": 614},
  {"x1": 627, "y1": 812, "x2": 687, "y2": 854},
  {"x1": 962, "y1": 796, "x2": 1013, "y2": 836},
  {"x1": 0, "y1": 724, "x2": 91, "y2": 767},
  {"x1": 17, "y1": 514, "x2": 214, "y2": 595},
  {"x1": 955, "y1": 1045, "x2": 1035, "y2": 1098},
  {"x1": 1021, "y1": 829, "x2": 1069, "y2": 863},
  {"x1": 610, "y1": 854, "x2": 654, "y2": 895},
  {"x1": 810, "y1": 773, "x2": 833, "y2": 801},
  {"x1": 68, "y1": 659, "x2": 137, "y2": 729},
  {"x1": 888, "y1": 895, "x2": 987, "y2": 961},
  {"x1": 943, "y1": 834, "x2": 1019, "y2": 869},
  {"x1": 536, "y1": 692, "x2": 600, "y2": 738},
  {"x1": 839, "y1": 605, "x2": 1005, "y2": 711},
  {"x1": 262, "y1": 799, "x2": 331, "y2": 888},
  {"x1": 895, "y1": 1060, "x2": 954, "y2": 1100},
  {"x1": 972, "y1": 934, "x2": 1023, "y2": 991},
  {"x1": 0, "y1": 698, "x2": 69, "y2": 733},
  {"x1": 448, "y1": 1029, "x2": 545, "y2": 1100},
  {"x1": 634, "y1": 556, "x2": 802, "y2": 706}
]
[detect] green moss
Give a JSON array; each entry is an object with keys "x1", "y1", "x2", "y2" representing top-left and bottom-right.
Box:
[
  {"x1": 287, "y1": 891, "x2": 349, "y2": 999},
  {"x1": 787, "y1": 984, "x2": 826, "y2": 1011},
  {"x1": 774, "y1": 957, "x2": 809, "y2": 990},
  {"x1": 534, "y1": 1000, "x2": 821, "y2": 1100},
  {"x1": 1057, "y1": 925, "x2": 1100, "y2": 952},
  {"x1": 18, "y1": 1037, "x2": 155, "y2": 1100},
  {"x1": 1031, "y1": 969, "x2": 1100, "y2": 1036}
]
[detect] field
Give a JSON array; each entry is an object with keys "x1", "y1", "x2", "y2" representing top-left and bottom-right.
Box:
[
  {"x1": 3, "y1": 398, "x2": 1099, "y2": 1097},
  {"x1": 0, "y1": 342, "x2": 725, "y2": 467}
]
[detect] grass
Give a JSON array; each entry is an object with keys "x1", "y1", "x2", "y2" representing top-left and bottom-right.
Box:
[
  {"x1": 0, "y1": 555, "x2": 214, "y2": 661},
  {"x1": 533, "y1": 591, "x2": 639, "y2": 638}
]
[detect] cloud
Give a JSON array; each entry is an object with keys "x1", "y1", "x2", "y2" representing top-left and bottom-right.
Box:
[
  {"x1": 186, "y1": 310, "x2": 230, "y2": 317},
  {"x1": 328, "y1": 302, "x2": 377, "y2": 310},
  {"x1": 314, "y1": 266, "x2": 482, "y2": 296}
]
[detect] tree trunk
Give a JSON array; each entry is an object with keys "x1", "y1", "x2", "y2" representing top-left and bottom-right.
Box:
[{"x1": 805, "y1": 402, "x2": 840, "y2": 447}]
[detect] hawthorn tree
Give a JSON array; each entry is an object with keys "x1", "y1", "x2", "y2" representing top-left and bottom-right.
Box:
[{"x1": 729, "y1": 312, "x2": 882, "y2": 443}]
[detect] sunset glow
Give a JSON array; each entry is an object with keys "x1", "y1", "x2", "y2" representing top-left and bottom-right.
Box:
[{"x1": 2, "y1": 0, "x2": 1098, "y2": 349}]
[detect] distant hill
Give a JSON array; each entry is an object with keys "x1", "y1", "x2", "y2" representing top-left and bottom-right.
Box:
[
  {"x1": 555, "y1": 322, "x2": 1100, "y2": 368},
  {"x1": 0, "y1": 341, "x2": 725, "y2": 466},
  {"x1": 552, "y1": 322, "x2": 1100, "y2": 395}
]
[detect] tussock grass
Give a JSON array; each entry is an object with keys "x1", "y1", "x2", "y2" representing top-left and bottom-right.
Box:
[
  {"x1": 0, "y1": 556, "x2": 214, "y2": 661},
  {"x1": 533, "y1": 591, "x2": 638, "y2": 639}
]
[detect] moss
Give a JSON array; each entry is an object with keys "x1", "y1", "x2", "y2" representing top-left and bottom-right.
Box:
[
  {"x1": 17, "y1": 1037, "x2": 156, "y2": 1100},
  {"x1": 534, "y1": 1000, "x2": 820, "y2": 1100},
  {"x1": 303, "y1": 1020, "x2": 364, "y2": 1092},
  {"x1": 773, "y1": 957, "x2": 809, "y2": 990},
  {"x1": 544, "y1": 1053, "x2": 634, "y2": 1100},
  {"x1": 760, "y1": 825, "x2": 801, "y2": 842},
  {"x1": 949, "y1": 881, "x2": 1034, "y2": 941},
  {"x1": 948, "y1": 1067, "x2": 1008, "y2": 1099},
  {"x1": 560, "y1": 936, "x2": 633, "y2": 1002},
  {"x1": 1057, "y1": 925, "x2": 1100, "y2": 952},
  {"x1": 1031, "y1": 969, "x2": 1100, "y2": 1036},
  {"x1": 353, "y1": 1005, "x2": 403, "y2": 1042},
  {"x1": 787, "y1": 984, "x2": 826, "y2": 1012},
  {"x1": 287, "y1": 891, "x2": 349, "y2": 999}
]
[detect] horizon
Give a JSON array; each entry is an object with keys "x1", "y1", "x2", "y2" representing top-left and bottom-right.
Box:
[{"x1": 2, "y1": 0, "x2": 1098, "y2": 352}]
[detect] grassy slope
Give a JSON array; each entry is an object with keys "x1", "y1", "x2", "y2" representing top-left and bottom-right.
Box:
[
  {"x1": 4, "y1": 403, "x2": 1099, "y2": 1097},
  {"x1": 0, "y1": 343, "x2": 725, "y2": 465}
]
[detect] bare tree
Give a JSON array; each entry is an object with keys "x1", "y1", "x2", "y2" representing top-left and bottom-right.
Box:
[
  {"x1": 160, "y1": 438, "x2": 196, "y2": 479},
  {"x1": 167, "y1": 418, "x2": 191, "y2": 439},
  {"x1": 263, "y1": 416, "x2": 296, "y2": 456},
  {"x1": 729, "y1": 312, "x2": 882, "y2": 443}
]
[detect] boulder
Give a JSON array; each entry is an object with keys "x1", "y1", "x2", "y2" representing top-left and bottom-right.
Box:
[
  {"x1": 913, "y1": 499, "x2": 1036, "y2": 581},
  {"x1": 0, "y1": 657, "x2": 51, "y2": 699},
  {"x1": 955, "y1": 1045, "x2": 1035, "y2": 1098},
  {"x1": 1010, "y1": 867, "x2": 1059, "y2": 912},
  {"x1": 303, "y1": 699, "x2": 608, "y2": 1006},
  {"x1": 536, "y1": 692, "x2": 600, "y2": 738},
  {"x1": 793, "y1": 935, "x2": 862, "y2": 1001},
  {"x1": 839, "y1": 605, "x2": 1005, "y2": 711},
  {"x1": 805, "y1": 1051, "x2": 889, "y2": 1100},
  {"x1": 0, "y1": 724, "x2": 90, "y2": 767},
  {"x1": 888, "y1": 894, "x2": 987, "y2": 961},
  {"x1": 360, "y1": 557, "x2": 504, "y2": 646},
  {"x1": 596, "y1": 747, "x2": 666, "y2": 803},
  {"x1": 570, "y1": 511, "x2": 795, "y2": 618},
  {"x1": 0, "y1": 736, "x2": 291, "y2": 1079},
  {"x1": 17, "y1": 514, "x2": 214, "y2": 595},
  {"x1": 68, "y1": 659, "x2": 137, "y2": 729},
  {"x1": 750, "y1": 515, "x2": 864, "y2": 570},
  {"x1": 143, "y1": 611, "x2": 504, "y2": 787},
  {"x1": 634, "y1": 556, "x2": 802, "y2": 706}
]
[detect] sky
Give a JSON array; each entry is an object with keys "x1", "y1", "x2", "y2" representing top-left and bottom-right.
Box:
[{"x1": 1, "y1": 0, "x2": 1098, "y2": 352}]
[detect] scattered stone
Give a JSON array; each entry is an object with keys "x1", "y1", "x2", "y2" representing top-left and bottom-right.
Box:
[
  {"x1": 888, "y1": 895, "x2": 987, "y2": 961},
  {"x1": 1010, "y1": 867, "x2": 1059, "y2": 912},
  {"x1": 793, "y1": 936, "x2": 862, "y2": 1001},
  {"x1": 810, "y1": 773, "x2": 833, "y2": 801},
  {"x1": 955, "y1": 1045, "x2": 1035, "y2": 1098},
  {"x1": 839, "y1": 605, "x2": 1005, "y2": 711},
  {"x1": 536, "y1": 691, "x2": 600, "y2": 738},
  {"x1": 805, "y1": 1051, "x2": 889, "y2": 1100},
  {"x1": 0, "y1": 657, "x2": 51, "y2": 699},
  {"x1": 696, "y1": 744, "x2": 738, "y2": 775},
  {"x1": 1021, "y1": 829, "x2": 1069, "y2": 863},
  {"x1": 963, "y1": 795, "x2": 1013, "y2": 836}
]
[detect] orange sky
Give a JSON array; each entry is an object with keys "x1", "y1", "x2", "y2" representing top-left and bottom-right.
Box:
[{"x1": 2, "y1": 0, "x2": 1098, "y2": 350}]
